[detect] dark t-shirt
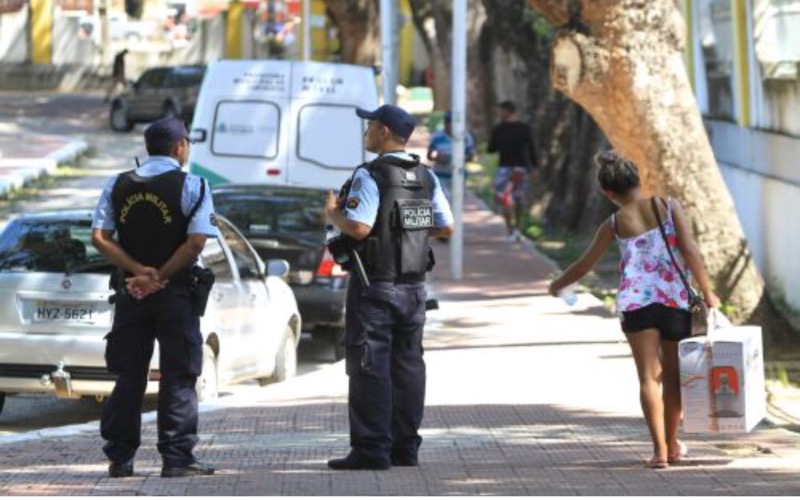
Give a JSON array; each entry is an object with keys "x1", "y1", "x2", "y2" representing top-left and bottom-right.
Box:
[{"x1": 487, "y1": 121, "x2": 536, "y2": 169}]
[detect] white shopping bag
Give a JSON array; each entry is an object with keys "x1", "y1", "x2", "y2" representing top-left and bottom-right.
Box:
[{"x1": 708, "y1": 308, "x2": 732, "y2": 330}]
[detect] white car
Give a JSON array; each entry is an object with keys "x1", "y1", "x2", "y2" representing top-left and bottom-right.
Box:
[{"x1": 0, "y1": 210, "x2": 301, "y2": 414}]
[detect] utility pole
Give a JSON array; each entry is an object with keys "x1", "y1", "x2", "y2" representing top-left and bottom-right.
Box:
[
  {"x1": 450, "y1": 0, "x2": 466, "y2": 280},
  {"x1": 380, "y1": 0, "x2": 397, "y2": 105},
  {"x1": 302, "y1": 0, "x2": 311, "y2": 60}
]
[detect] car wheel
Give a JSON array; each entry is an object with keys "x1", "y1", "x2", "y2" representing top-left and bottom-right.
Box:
[
  {"x1": 258, "y1": 326, "x2": 297, "y2": 386},
  {"x1": 0, "y1": 392, "x2": 5, "y2": 415},
  {"x1": 333, "y1": 327, "x2": 346, "y2": 362},
  {"x1": 197, "y1": 345, "x2": 219, "y2": 402},
  {"x1": 109, "y1": 101, "x2": 133, "y2": 132}
]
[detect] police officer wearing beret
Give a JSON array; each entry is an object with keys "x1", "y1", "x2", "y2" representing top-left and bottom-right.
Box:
[
  {"x1": 91, "y1": 117, "x2": 217, "y2": 478},
  {"x1": 325, "y1": 105, "x2": 454, "y2": 470}
]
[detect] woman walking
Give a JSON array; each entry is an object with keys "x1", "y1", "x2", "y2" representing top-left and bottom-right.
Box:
[{"x1": 548, "y1": 150, "x2": 720, "y2": 468}]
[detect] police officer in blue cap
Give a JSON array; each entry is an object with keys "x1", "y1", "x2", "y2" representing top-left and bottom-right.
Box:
[
  {"x1": 325, "y1": 104, "x2": 454, "y2": 470},
  {"x1": 91, "y1": 117, "x2": 217, "y2": 478}
]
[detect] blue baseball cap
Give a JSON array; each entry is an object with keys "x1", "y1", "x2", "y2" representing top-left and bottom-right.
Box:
[
  {"x1": 356, "y1": 104, "x2": 415, "y2": 141},
  {"x1": 144, "y1": 117, "x2": 190, "y2": 153}
]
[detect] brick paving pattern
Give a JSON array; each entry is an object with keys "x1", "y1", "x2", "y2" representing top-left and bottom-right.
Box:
[{"x1": 0, "y1": 133, "x2": 798, "y2": 495}]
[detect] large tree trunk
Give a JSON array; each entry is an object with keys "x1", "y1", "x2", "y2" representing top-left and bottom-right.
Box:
[
  {"x1": 408, "y1": 0, "x2": 451, "y2": 110},
  {"x1": 528, "y1": 0, "x2": 792, "y2": 344},
  {"x1": 481, "y1": 0, "x2": 611, "y2": 230},
  {"x1": 323, "y1": 0, "x2": 380, "y2": 66},
  {"x1": 408, "y1": 0, "x2": 488, "y2": 123}
]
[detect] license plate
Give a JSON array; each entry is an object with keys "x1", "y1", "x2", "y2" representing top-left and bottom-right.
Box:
[{"x1": 34, "y1": 302, "x2": 98, "y2": 323}]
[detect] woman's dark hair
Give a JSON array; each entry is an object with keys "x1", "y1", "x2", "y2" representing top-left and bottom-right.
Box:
[{"x1": 595, "y1": 150, "x2": 640, "y2": 194}]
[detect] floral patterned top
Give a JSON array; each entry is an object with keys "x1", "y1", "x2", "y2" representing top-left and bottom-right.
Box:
[{"x1": 613, "y1": 198, "x2": 692, "y2": 314}]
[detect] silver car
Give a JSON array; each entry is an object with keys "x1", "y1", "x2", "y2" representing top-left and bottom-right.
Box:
[{"x1": 0, "y1": 211, "x2": 301, "y2": 414}]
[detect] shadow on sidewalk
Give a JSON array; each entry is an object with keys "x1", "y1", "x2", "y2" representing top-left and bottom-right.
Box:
[{"x1": 4, "y1": 401, "x2": 796, "y2": 496}]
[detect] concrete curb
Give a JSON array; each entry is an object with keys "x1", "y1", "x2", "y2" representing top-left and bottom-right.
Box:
[{"x1": 0, "y1": 137, "x2": 88, "y2": 196}]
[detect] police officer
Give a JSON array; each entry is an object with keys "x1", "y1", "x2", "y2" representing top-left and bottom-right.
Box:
[
  {"x1": 325, "y1": 105, "x2": 454, "y2": 470},
  {"x1": 91, "y1": 117, "x2": 217, "y2": 478}
]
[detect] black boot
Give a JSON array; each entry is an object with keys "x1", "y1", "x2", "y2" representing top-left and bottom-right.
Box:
[
  {"x1": 327, "y1": 452, "x2": 390, "y2": 471},
  {"x1": 161, "y1": 461, "x2": 216, "y2": 478}
]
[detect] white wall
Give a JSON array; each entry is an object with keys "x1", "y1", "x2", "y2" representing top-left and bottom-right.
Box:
[
  {"x1": 708, "y1": 119, "x2": 800, "y2": 309},
  {"x1": 0, "y1": 8, "x2": 29, "y2": 63}
]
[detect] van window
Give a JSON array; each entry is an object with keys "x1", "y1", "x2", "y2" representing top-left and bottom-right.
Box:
[
  {"x1": 212, "y1": 100, "x2": 280, "y2": 159},
  {"x1": 297, "y1": 104, "x2": 365, "y2": 169}
]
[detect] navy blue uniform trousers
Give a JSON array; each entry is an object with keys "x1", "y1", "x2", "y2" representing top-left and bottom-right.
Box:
[
  {"x1": 345, "y1": 278, "x2": 427, "y2": 464},
  {"x1": 101, "y1": 285, "x2": 203, "y2": 467}
]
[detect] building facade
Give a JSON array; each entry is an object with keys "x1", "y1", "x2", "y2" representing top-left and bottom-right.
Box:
[{"x1": 684, "y1": 0, "x2": 800, "y2": 311}]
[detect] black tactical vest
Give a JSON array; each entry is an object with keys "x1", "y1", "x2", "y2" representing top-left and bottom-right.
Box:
[
  {"x1": 111, "y1": 169, "x2": 189, "y2": 269},
  {"x1": 356, "y1": 154, "x2": 435, "y2": 283}
]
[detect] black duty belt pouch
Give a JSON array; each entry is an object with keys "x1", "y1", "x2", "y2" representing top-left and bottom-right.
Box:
[
  {"x1": 108, "y1": 268, "x2": 129, "y2": 304},
  {"x1": 395, "y1": 199, "x2": 434, "y2": 276},
  {"x1": 188, "y1": 266, "x2": 215, "y2": 317}
]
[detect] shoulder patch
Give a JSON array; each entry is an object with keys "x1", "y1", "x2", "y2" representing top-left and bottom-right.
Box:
[
  {"x1": 346, "y1": 197, "x2": 360, "y2": 210},
  {"x1": 351, "y1": 177, "x2": 362, "y2": 192},
  {"x1": 209, "y1": 213, "x2": 218, "y2": 226}
]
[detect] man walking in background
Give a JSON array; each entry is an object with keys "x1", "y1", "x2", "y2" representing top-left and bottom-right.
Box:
[
  {"x1": 427, "y1": 111, "x2": 476, "y2": 195},
  {"x1": 105, "y1": 49, "x2": 129, "y2": 103},
  {"x1": 488, "y1": 100, "x2": 538, "y2": 242}
]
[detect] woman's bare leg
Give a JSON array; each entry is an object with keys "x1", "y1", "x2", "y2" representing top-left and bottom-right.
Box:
[
  {"x1": 625, "y1": 329, "x2": 667, "y2": 462},
  {"x1": 660, "y1": 339, "x2": 683, "y2": 456}
]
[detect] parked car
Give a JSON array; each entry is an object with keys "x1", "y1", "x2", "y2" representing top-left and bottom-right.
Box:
[
  {"x1": 213, "y1": 185, "x2": 348, "y2": 360},
  {"x1": 109, "y1": 65, "x2": 205, "y2": 132},
  {"x1": 0, "y1": 210, "x2": 300, "y2": 415}
]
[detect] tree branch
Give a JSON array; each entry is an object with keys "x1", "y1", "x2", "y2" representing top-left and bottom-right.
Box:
[{"x1": 526, "y1": 0, "x2": 573, "y2": 26}]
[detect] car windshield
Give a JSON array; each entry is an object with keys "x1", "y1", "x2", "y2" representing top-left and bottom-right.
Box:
[
  {"x1": 172, "y1": 67, "x2": 205, "y2": 87},
  {"x1": 0, "y1": 218, "x2": 113, "y2": 274},
  {"x1": 215, "y1": 195, "x2": 324, "y2": 239}
]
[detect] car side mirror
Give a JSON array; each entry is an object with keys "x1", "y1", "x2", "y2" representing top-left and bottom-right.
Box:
[
  {"x1": 265, "y1": 259, "x2": 290, "y2": 278},
  {"x1": 189, "y1": 128, "x2": 207, "y2": 143}
]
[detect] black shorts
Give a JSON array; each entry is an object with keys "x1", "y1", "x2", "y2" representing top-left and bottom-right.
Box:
[{"x1": 620, "y1": 303, "x2": 691, "y2": 342}]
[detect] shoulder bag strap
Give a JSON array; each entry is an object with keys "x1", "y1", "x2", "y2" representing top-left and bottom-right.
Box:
[{"x1": 651, "y1": 197, "x2": 696, "y2": 299}]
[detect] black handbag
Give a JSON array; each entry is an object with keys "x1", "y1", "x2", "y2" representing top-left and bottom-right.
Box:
[{"x1": 651, "y1": 198, "x2": 709, "y2": 336}]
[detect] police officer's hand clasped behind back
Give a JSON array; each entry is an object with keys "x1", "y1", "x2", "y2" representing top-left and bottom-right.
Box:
[
  {"x1": 324, "y1": 104, "x2": 454, "y2": 471},
  {"x1": 91, "y1": 117, "x2": 218, "y2": 479}
]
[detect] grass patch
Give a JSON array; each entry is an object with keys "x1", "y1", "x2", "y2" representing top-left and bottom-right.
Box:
[{"x1": 0, "y1": 163, "x2": 80, "y2": 219}]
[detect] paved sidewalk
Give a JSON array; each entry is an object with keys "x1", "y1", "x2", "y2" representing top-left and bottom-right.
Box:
[
  {"x1": 0, "y1": 133, "x2": 88, "y2": 195},
  {"x1": 1, "y1": 183, "x2": 799, "y2": 495}
]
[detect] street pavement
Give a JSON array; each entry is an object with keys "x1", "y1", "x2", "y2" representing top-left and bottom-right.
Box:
[
  {"x1": 1, "y1": 185, "x2": 798, "y2": 495},
  {"x1": 0, "y1": 94, "x2": 798, "y2": 495}
]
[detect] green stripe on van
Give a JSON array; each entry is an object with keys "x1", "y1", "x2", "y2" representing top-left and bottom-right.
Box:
[{"x1": 189, "y1": 163, "x2": 229, "y2": 186}]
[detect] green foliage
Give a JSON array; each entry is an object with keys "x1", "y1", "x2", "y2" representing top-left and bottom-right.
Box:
[
  {"x1": 532, "y1": 15, "x2": 554, "y2": 38},
  {"x1": 0, "y1": 164, "x2": 75, "y2": 218}
]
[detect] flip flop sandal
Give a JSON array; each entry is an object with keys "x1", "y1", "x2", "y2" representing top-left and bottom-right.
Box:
[
  {"x1": 668, "y1": 441, "x2": 688, "y2": 464},
  {"x1": 645, "y1": 456, "x2": 668, "y2": 469}
]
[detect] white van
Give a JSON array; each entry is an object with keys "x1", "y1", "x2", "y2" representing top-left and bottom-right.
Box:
[{"x1": 188, "y1": 60, "x2": 379, "y2": 190}]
